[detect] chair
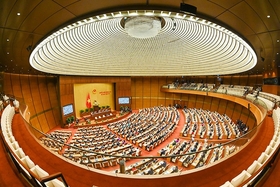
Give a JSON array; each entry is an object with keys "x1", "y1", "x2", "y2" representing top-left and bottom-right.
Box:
[
  {"x1": 257, "y1": 152, "x2": 269, "y2": 164},
  {"x1": 220, "y1": 181, "x2": 234, "y2": 187},
  {"x1": 96, "y1": 155, "x2": 103, "y2": 159},
  {"x1": 230, "y1": 170, "x2": 251, "y2": 187},
  {"x1": 89, "y1": 155, "x2": 96, "y2": 162},
  {"x1": 87, "y1": 163, "x2": 94, "y2": 168},
  {"x1": 82, "y1": 157, "x2": 89, "y2": 164},
  {"x1": 20, "y1": 156, "x2": 35, "y2": 169},
  {"x1": 94, "y1": 162, "x2": 102, "y2": 169},
  {"x1": 102, "y1": 161, "x2": 110, "y2": 167},
  {"x1": 110, "y1": 159, "x2": 117, "y2": 166},
  {"x1": 246, "y1": 160, "x2": 262, "y2": 175}
]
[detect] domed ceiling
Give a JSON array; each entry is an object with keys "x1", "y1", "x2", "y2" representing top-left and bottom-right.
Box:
[{"x1": 1, "y1": 1, "x2": 280, "y2": 76}]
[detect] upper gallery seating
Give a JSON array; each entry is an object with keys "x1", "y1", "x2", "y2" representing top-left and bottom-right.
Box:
[{"x1": 1, "y1": 103, "x2": 68, "y2": 187}]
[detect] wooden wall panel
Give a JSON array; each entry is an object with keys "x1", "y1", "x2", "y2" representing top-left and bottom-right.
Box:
[
  {"x1": 30, "y1": 77, "x2": 44, "y2": 114},
  {"x1": 239, "y1": 107, "x2": 250, "y2": 125},
  {"x1": 10, "y1": 74, "x2": 23, "y2": 98},
  {"x1": 173, "y1": 93, "x2": 181, "y2": 101},
  {"x1": 247, "y1": 113, "x2": 257, "y2": 128},
  {"x1": 134, "y1": 98, "x2": 143, "y2": 109},
  {"x1": 226, "y1": 101, "x2": 235, "y2": 117},
  {"x1": 256, "y1": 75, "x2": 263, "y2": 86},
  {"x1": 232, "y1": 104, "x2": 242, "y2": 122},
  {"x1": 262, "y1": 85, "x2": 279, "y2": 95},
  {"x1": 135, "y1": 78, "x2": 143, "y2": 98},
  {"x1": 30, "y1": 117, "x2": 42, "y2": 132},
  {"x1": 150, "y1": 99, "x2": 158, "y2": 107},
  {"x1": 221, "y1": 76, "x2": 231, "y2": 85},
  {"x1": 142, "y1": 98, "x2": 151, "y2": 108},
  {"x1": 3, "y1": 73, "x2": 13, "y2": 95},
  {"x1": 202, "y1": 96, "x2": 211, "y2": 110},
  {"x1": 158, "y1": 78, "x2": 167, "y2": 98},
  {"x1": 217, "y1": 99, "x2": 227, "y2": 114},
  {"x1": 48, "y1": 81, "x2": 59, "y2": 108},
  {"x1": 231, "y1": 75, "x2": 240, "y2": 85},
  {"x1": 20, "y1": 75, "x2": 36, "y2": 116},
  {"x1": 30, "y1": 118, "x2": 44, "y2": 138},
  {"x1": 210, "y1": 97, "x2": 219, "y2": 111},
  {"x1": 165, "y1": 99, "x2": 173, "y2": 107},
  {"x1": 150, "y1": 78, "x2": 159, "y2": 97},
  {"x1": 142, "y1": 77, "x2": 151, "y2": 97},
  {"x1": 188, "y1": 95, "x2": 196, "y2": 108},
  {"x1": 39, "y1": 79, "x2": 51, "y2": 110},
  {"x1": 239, "y1": 75, "x2": 249, "y2": 86},
  {"x1": 38, "y1": 114, "x2": 49, "y2": 133},
  {"x1": 157, "y1": 98, "x2": 166, "y2": 106},
  {"x1": 131, "y1": 78, "x2": 136, "y2": 109},
  {"x1": 195, "y1": 95, "x2": 204, "y2": 109},
  {"x1": 3, "y1": 73, "x2": 60, "y2": 134},
  {"x1": 45, "y1": 110, "x2": 57, "y2": 130}
]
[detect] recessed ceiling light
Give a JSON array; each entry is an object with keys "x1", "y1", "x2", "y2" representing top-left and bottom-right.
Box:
[
  {"x1": 7, "y1": 39, "x2": 9, "y2": 42},
  {"x1": 267, "y1": 15, "x2": 270, "y2": 18},
  {"x1": 7, "y1": 52, "x2": 9, "y2": 54},
  {"x1": 277, "y1": 53, "x2": 279, "y2": 55},
  {"x1": 17, "y1": 12, "x2": 20, "y2": 16},
  {"x1": 277, "y1": 39, "x2": 279, "y2": 42}
]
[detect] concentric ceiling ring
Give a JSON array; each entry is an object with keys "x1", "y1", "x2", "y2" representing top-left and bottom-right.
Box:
[{"x1": 29, "y1": 10, "x2": 257, "y2": 76}]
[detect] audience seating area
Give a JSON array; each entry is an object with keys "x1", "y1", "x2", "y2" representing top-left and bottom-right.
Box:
[
  {"x1": 42, "y1": 106, "x2": 242, "y2": 176},
  {"x1": 2, "y1": 88, "x2": 280, "y2": 186},
  {"x1": 40, "y1": 130, "x2": 72, "y2": 153},
  {"x1": 220, "y1": 107, "x2": 280, "y2": 186},
  {"x1": 246, "y1": 92, "x2": 276, "y2": 111},
  {"x1": 61, "y1": 125, "x2": 139, "y2": 169},
  {"x1": 107, "y1": 106, "x2": 179, "y2": 152},
  {"x1": 1, "y1": 104, "x2": 68, "y2": 187},
  {"x1": 117, "y1": 158, "x2": 179, "y2": 175},
  {"x1": 180, "y1": 108, "x2": 248, "y2": 140}
]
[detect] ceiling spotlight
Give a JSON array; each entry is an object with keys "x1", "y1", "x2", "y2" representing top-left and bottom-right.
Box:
[
  {"x1": 26, "y1": 45, "x2": 33, "y2": 52},
  {"x1": 17, "y1": 12, "x2": 21, "y2": 16},
  {"x1": 267, "y1": 15, "x2": 270, "y2": 18}
]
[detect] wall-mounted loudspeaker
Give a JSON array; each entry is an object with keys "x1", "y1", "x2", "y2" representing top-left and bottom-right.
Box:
[{"x1": 180, "y1": 3, "x2": 197, "y2": 15}]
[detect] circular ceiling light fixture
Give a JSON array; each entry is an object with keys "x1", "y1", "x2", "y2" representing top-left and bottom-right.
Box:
[
  {"x1": 124, "y1": 16, "x2": 162, "y2": 39},
  {"x1": 30, "y1": 10, "x2": 257, "y2": 76}
]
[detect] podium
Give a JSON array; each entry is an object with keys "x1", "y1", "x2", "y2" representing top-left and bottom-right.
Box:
[{"x1": 93, "y1": 105, "x2": 99, "y2": 112}]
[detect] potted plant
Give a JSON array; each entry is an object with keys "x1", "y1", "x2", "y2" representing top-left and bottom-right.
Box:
[
  {"x1": 66, "y1": 117, "x2": 71, "y2": 124},
  {"x1": 70, "y1": 116, "x2": 75, "y2": 123}
]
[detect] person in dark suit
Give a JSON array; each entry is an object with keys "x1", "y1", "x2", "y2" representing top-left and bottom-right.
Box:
[
  {"x1": 147, "y1": 168, "x2": 154, "y2": 175},
  {"x1": 160, "y1": 149, "x2": 166, "y2": 156}
]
